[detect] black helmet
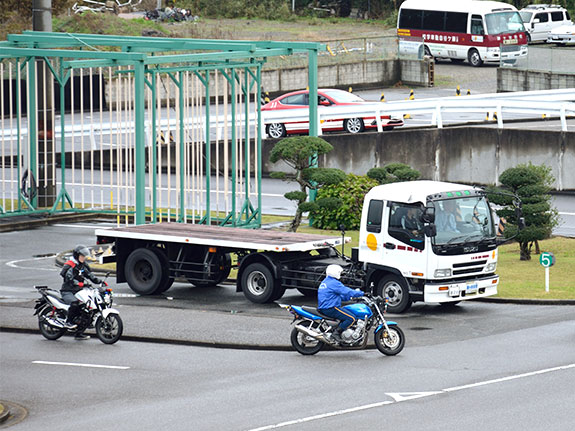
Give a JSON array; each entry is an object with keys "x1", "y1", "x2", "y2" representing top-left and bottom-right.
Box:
[{"x1": 73, "y1": 245, "x2": 91, "y2": 260}]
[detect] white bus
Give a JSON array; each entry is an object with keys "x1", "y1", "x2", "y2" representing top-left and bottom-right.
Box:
[{"x1": 398, "y1": 0, "x2": 528, "y2": 66}]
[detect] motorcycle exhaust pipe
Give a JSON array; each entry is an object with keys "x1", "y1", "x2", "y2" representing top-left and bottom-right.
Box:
[
  {"x1": 294, "y1": 324, "x2": 328, "y2": 343},
  {"x1": 45, "y1": 317, "x2": 65, "y2": 328}
]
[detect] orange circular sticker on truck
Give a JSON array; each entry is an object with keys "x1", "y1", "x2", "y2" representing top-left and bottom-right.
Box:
[{"x1": 366, "y1": 233, "x2": 378, "y2": 251}]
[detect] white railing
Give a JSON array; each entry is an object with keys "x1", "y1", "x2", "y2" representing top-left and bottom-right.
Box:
[{"x1": 262, "y1": 89, "x2": 575, "y2": 133}]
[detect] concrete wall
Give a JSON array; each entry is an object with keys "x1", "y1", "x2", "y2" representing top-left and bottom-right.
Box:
[
  {"x1": 104, "y1": 59, "x2": 432, "y2": 105},
  {"x1": 261, "y1": 59, "x2": 432, "y2": 94},
  {"x1": 263, "y1": 127, "x2": 575, "y2": 191},
  {"x1": 498, "y1": 68, "x2": 575, "y2": 92}
]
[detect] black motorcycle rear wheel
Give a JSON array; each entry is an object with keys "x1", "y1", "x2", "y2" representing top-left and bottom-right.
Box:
[
  {"x1": 290, "y1": 327, "x2": 324, "y2": 355},
  {"x1": 374, "y1": 325, "x2": 405, "y2": 356},
  {"x1": 95, "y1": 314, "x2": 123, "y2": 344},
  {"x1": 38, "y1": 306, "x2": 66, "y2": 340}
]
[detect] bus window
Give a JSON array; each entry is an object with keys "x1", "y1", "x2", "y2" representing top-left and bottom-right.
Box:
[
  {"x1": 485, "y1": 11, "x2": 525, "y2": 35},
  {"x1": 398, "y1": 8, "x2": 423, "y2": 30},
  {"x1": 471, "y1": 15, "x2": 485, "y2": 35},
  {"x1": 445, "y1": 12, "x2": 468, "y2": 33},
  {"x1": 422, "y1": 10, "x2": 445, "y2": 31}
]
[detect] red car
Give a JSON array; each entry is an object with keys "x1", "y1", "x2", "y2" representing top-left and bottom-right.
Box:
[{"x1": 262, "y1": 88, "x2": 403, "y2": 139}]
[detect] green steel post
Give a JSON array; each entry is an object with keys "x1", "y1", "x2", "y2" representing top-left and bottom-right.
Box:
[
  {"x1": 308, "y1": 49, "x2": 319, "y2": 224},
  {"x1": 178, "y1": 71, "x2": 185, "y2": 222},
  {"x1": 134, "y1": 61, "x2": 146, "y2": 225},
  {"x1": 256, "y1": 64, "x2": 262, "y2": 227},
  {"x1": 243, "y1": 68, "x2": 250, "y2": 220},
  {"x1": 28, "y1": 57, "x2": 38, "y2": 209},
  {"x1": 230, "y1": 70, "x2": 237, "y2": 226},
  {"x1": 204, "y1": 70, "x2": 211, "y2": 225},
  {"x1": 150, "y1": 73, "x2": 158, "y2": 222}
]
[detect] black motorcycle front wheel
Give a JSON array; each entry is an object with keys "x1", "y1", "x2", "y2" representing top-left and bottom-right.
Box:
[
  {"x1": 374, "y1": 325, "x2": 405, "y2": 356},
  {"x1": 290, "y1": 327, "x2": 324, "y2": 355},
  {"x1": 95, "y1": 314, "x2": 123, "y2": 344},
  {"x1": 38, "y1": 306, "x2": 66, "y2": 340}
]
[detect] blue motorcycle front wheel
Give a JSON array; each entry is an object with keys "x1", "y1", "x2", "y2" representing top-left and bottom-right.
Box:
[
  {"x1": 290, "y1": 327, "x2": 324, "y2": 355},
  {"x1": 375, "y1": 326, "x2": 405, "y2": 356}
]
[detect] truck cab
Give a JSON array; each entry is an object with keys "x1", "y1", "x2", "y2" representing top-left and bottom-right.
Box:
[{"x1": 358, "y1": 181, "x2": 499, "y2": 313}]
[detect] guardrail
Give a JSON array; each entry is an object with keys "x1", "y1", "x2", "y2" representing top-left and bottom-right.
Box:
[{"x1": 262, "y1": 89, "x2": 575, "y2": 133}]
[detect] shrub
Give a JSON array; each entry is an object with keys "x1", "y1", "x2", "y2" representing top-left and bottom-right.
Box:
[{"x1": 312, "y1": 174, "x2": 378, "y2": 230}]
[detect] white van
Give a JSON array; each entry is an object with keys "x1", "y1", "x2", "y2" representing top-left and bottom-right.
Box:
[{"x1": 520, "y1": 4, "x2": 573, "y2": 43}]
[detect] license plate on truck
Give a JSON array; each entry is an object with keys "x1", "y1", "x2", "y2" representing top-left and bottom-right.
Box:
[
  {"x1": 466, "y1": 283, "x2": 478, "y2": 294},
  {"x1": 449, "y1": 285, "x2": 460, "y2": 297}
]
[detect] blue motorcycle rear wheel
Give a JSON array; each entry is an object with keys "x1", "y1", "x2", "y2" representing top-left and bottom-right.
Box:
[{"x1": 290, "y1": 327, "x2": 324, "y2": 355}]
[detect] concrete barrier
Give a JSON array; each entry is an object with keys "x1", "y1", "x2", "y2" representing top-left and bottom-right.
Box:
[{"x1": 263, "y1": 127, "x2": 575, "y2": 191}]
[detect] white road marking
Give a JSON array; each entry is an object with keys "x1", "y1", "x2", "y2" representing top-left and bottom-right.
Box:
[
  {"x1": 247, "y1": 363, "x2": 575, "y2": 431},
  {"x1": 32, "y1": 361, "x2": 130, "y2": 370},
  {"x1": 386, "y1": 391, "x2": 442, "y2": 402},
  {"x1": 6, "y1": 256, "x2": 57, "y2": 271}
]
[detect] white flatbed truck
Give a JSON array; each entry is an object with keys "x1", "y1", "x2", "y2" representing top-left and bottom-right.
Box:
[{"x1": 96, "y1": 180, "x2": 520, "y2": 313}]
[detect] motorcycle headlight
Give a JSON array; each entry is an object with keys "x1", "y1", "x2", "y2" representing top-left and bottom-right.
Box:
[{"x1": 434, "y1": 268, "x2": 452, "y2": 278}]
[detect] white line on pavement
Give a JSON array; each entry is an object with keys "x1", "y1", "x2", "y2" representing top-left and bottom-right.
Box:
[
  {"x1": 247, "y1": 363, "x2": 575, "y2": 431},
  {"x1": 32, "y1": 361, "x2": 130, "y2": 370}
]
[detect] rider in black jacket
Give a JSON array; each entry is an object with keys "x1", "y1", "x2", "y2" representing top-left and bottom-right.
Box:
[{"x1": 60, "y1": 245, "x2": 106, "y2": 340}]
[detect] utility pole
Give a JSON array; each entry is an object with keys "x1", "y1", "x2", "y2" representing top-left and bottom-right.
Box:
[{"x1": 33, "y1": 0, "x2": 56, "y2": 207}]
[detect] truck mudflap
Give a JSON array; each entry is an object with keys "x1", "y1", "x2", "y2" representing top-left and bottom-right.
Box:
[{"x1": 424, "y1": 275, "x2": 498, "y2": 303}]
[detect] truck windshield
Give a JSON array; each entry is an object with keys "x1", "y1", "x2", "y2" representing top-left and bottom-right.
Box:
[
  {"x1": 485, "y1": 11, "x2": 526, "y2": 35},
  {"x1": 433, "y1": 196, "x2": 495, "y2": 245}
]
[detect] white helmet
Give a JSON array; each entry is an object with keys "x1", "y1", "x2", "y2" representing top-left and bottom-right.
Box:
[{"x1": 325, "y1": 264, "x2": 344, "y2": 280}]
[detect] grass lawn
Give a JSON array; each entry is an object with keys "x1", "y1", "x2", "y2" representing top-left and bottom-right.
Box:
[{"x1": 299, "y1": 226, "x2": 575, "y2": 300}]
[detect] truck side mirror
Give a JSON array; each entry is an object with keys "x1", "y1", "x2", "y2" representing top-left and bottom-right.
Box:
[
  {"x1": 421, "y1": 205, "x2": 435, "y2": 223},
  {"x1": 424, "y1": 224, "x2": 437, "y2": 238}
]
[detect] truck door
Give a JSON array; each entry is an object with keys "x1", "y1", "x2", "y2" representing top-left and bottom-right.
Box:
[{"x1": 383, "y1": 202, "x2": 427, "y2": 277}]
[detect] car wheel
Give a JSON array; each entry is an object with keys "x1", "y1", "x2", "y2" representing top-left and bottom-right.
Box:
[
  {"x1": 468, "y1": 49, "x2": 483, "y2": 67},
  {"x1": 344, "y1": 118, "x2": 364, "y2": 134},
  {"x1": 266, "y1": 123, "x2": 286, "y2": 139}
]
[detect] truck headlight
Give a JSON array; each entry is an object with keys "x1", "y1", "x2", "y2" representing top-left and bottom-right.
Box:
[
  {"x1": 434, "y1": 268, "x2": 452, "y2": 278},
  {"x1": 485, "y1": 263, "x2": 497, "y2": 272}
]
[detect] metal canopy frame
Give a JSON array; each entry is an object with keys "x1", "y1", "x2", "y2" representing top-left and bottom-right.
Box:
[{"x1": 0, "y1": 31, "x2": 325, "y2": 226}]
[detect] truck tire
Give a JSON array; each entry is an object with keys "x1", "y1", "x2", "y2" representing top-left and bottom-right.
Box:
[
  {"x1": 150, "y1": 248, "x2": 174, "y2": 294},
  {"x1": 376, "y1": 274, "x2": 412, "y2": 313},
  {"x1": 125, "y1": 248, "x2": 169, "y2": 295},
  {"x1": 241, "y1": 262, "x2": 280, "y2": 303}
]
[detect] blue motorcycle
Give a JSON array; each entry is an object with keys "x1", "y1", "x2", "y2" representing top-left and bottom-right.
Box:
[{"x1": 281, "y1": 294, "x2": 405, "y2": 356}]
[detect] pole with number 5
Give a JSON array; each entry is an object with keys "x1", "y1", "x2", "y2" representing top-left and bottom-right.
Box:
[{"x1": 539, "y1": 252, "x2": 556, "y2": 293}]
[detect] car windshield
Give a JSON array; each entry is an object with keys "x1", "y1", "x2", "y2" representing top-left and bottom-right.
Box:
[
  {"x1": 433, "y1": 196, "x2": 495, "y2": 246},
  {"x1": 519, "y1": 11, "x2": 533, "y2": 23},
  {"x1": 485, "y1": 11, "x2": 526, "y2": 35},
  {"x1": 322, "y1": 90, "x2": 366, "y2": 103}
]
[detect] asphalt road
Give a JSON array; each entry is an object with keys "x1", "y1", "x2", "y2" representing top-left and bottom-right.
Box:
[{"x1": 2, "y1": 315, "x2": 574, "y2": 431}]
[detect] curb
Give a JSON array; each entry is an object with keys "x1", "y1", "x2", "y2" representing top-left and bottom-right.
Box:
[
  {"x1": 0, "y1": 326, "x2": 292, "y2": 351},
  {"x1": 476, "y1": 297, "x2": 575, "y2": 306},
  {"x1": 0, "y1": 212, "x2": 98, "y2": 233}
]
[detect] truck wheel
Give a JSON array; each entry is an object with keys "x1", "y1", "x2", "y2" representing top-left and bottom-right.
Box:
[
  {"x1": 241, "y1": 262, "x2": 279, "y2": 303},
  {"x1": 151, "y1": 248, "x2": 174, "y2": 294},
  {"x1": 376, "y1": 274, "x2": 411, "y2": 313},
  {"x1": 125, "y1": 248, "x2": 169, "y2": 295}
]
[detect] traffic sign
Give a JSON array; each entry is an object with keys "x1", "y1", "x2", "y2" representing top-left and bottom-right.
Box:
[{"x1": 539, "y1": 252, "x2": 555, "y2": 268}]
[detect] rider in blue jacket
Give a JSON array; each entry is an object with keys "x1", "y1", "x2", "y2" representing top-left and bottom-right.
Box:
[{"x1": 318, "y1": 264, "x2": 364, "y2": 342}]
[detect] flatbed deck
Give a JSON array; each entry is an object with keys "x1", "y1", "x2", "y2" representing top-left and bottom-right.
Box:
[{"x1": 96, "y1": 223, "x2": 347, "y2": 252}]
